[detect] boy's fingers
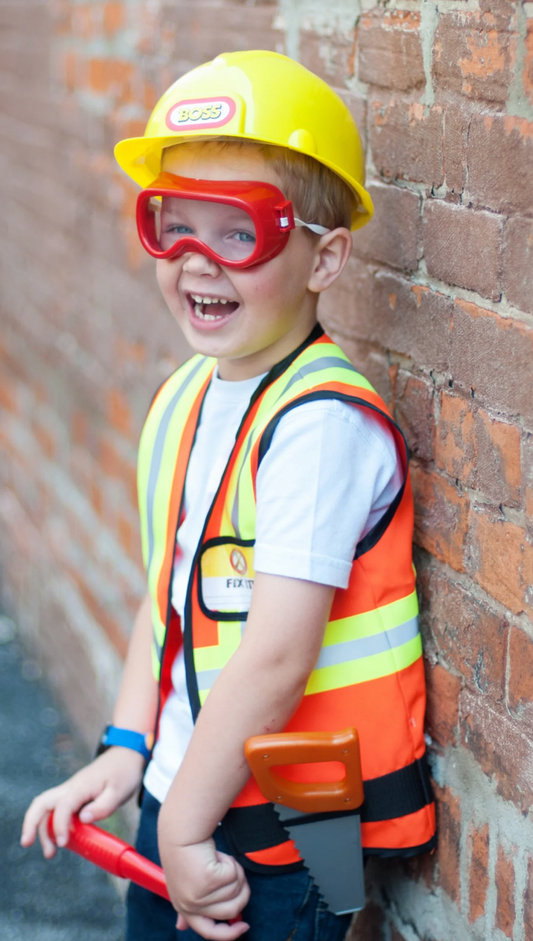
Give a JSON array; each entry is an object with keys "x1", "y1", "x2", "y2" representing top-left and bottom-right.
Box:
[
  {"x1": 21, "y1": 788, "x2": 61, "y2": 846},
  {"x1": 52, "y1": 782, "x2": 100, "y2": 844},
  {"x1": 78, "y1": 786, "x2": 119, "y2": 823},
  {"x1": 179, "y1": 914, "x2": 250, "y2": 940},
  {"x1": 37, "y1": 815, "x2": 57, "y2": 859}
]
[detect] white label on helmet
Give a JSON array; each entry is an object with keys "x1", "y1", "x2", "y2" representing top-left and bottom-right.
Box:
[{"x1": 165, "y1": 97, "x2": 236, "y2": 132}]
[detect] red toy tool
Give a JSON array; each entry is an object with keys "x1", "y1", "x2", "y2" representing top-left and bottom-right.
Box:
[
  {"x1": 47, "y1": 813, "x2": 240, "y2": 925},
  {"x1": 47, "y1": 812, "x2": 170, "y2": 901}
]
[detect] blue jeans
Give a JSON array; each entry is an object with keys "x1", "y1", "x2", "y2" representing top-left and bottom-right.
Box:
[{"x1": 126, "y1": 791, "x2": 352, "y2": 941}]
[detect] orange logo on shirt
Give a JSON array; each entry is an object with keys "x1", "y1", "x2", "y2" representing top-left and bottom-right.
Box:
[{"x1": 230, "y1": 549, "x2": 247, "y2": 576}]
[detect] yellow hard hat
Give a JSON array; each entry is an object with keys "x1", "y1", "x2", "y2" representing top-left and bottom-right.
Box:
[{"x1": 114, "y1": 51, "x2": 373, "y2": 230}]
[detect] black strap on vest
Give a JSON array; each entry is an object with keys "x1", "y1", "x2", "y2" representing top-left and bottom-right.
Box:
[{"x1": 222, "y1": 752, "x2": 435, "y2": 870}]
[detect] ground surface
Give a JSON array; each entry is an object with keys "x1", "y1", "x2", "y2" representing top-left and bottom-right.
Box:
[{"x1": 0, "y1": 617, "x2": 125, "y2": 940}]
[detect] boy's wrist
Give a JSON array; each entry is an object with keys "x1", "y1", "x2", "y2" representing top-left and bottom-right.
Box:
[{"x1": 96, "y1": 724, "x2": 153, "y2": 762}]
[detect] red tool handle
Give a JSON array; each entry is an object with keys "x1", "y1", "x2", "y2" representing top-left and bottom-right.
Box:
[
  {"x1": 47, "y1": 813, "x2": 171, "y2": 901},
  {"x1": 47, "y1": 814, "x2": 240, "y2": 924}
]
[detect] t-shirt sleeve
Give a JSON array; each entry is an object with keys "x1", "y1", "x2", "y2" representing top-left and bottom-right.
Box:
[{"x1": 254, "y1": 397, "x2": 403, "y2": 589}]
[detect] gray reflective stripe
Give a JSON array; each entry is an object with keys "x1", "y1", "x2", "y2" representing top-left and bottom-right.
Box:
[
  {"x1": 196, "y1": 667, "x2": 222, "y2": 689},
  {"x1": 153, "y1": 629, "x2": 162, "y2": 661},
  {"x1": 315, "y1": 617, "x2": 420, "y2": 671},
  {"x1": 230, "y1": 433, "x2": 254, "y2": 537},
  {"x1": 280, "y1": 356, "x2": 358, "y2": 398},
  {"x1": 146, "y1": 358, "x2": 208, "y2": 572},
  {"x1": 196, "y1": 618, "x2": 419, "y2": 693}
]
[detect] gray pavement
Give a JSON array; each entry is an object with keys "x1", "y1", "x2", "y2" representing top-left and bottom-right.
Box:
[{"x1": 0, "y1": 616, "x2": 126, "y2": 940}]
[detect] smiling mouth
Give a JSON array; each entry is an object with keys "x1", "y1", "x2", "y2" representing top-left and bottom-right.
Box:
[{"x1": 188, "y1": 293, "x2": 240, "y2": 321}]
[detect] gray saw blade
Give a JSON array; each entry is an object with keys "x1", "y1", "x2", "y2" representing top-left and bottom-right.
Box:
[{"x1": 274, "y1": 805, "x2": 365, "y2": 915}]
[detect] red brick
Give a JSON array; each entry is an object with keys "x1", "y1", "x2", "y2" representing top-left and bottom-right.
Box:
[
  {"x1": 349, "y1": 273, "x2": 452, "y2": 372},
  {"x1": 468, "y1": 823, "x2": 490, "y2": 923},
  {"x1": 411, "y1": 465, "x2": 469, "y2": 571},
  {"x1": 351, "y1": 182, "x2": 421, "y2": 271},
  {"x1": 369, "y1": 98, "x2": 444, "y2": 188},
  {"x1": 106, "y1": 388, "x2": 132, "y2": 438},
  {"x1": 524, "y1": 434, "x2": 533, "y2": 525},
  {"x1": 436, "y1": 394, "x2": 476, "y2": 486},
  {"x1": 467, "y1": 115, "x2": 533, "y2": 215},
  {"x1": 524, "y1": 18, "x2": 533, "y2": 108},
  {"x1": 103, "y1": 2, "x2": 125, "y2": 35},
  {"x1": 450, "y1": 301, "x2": 533, "y2": 423},
  {"x1": 298, "y1": 29, "x2": 355, "y2": 89},
  {"x1": 461, "y1": 688, "x2": 533, "y2": 812},
  {"x1": 424, "y1": 662, "x2": 461, "y2": 746},
  {"x1": 474, "y1": 410, "x2": 521, "y2": 507},
  {"x1": 524, "y1": 856, "x2": 533, "y2": 941},
  {"x1": 348, "y1": 901, "x2": 385, "y2": 941},
  {"x1": 443, "y1": 104, "x2": 471, "y2": 197},
  {"x1": 357, "y1": 11, "x2": 425, "y2": 92},
  {"x1": 392, "y1": 373, "x2": 435, "y2": 463},
  {"x1": 88, "y1": 57, "x2": 133, "y2": 101},
  {"x1": 501, "y1": 216, "x2": 533, "y2": 315},
  {"x1": 434, "y1": 783, "x2": 461, "y2": 903},
  {"x1": 433, "y1": 11, "x2": 516, "y2": 104},
  {"x1": 423, "y1": 201, "x2": 502, "y2": 301},
  {"x1": 466, "y1": 509, "x2": 533, "y2": 618},
  {"x1": 419, "y1": 567, "x2": 508, "y2": 701},
  {"x1": 508, "y1": 626, "x2": 533, "y2": 722},
  {"x1": 495, "y1": 845, "x2": 516, "y2": 938}
]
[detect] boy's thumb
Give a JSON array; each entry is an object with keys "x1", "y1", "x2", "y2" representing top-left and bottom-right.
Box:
[{"x1": 78, "y1": 788, "x2": 117, "y2": 823}]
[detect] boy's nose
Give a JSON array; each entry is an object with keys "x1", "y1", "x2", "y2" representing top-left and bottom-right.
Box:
[{"x1": 181, "y1": 251, "x2": 221, "y2": 277}]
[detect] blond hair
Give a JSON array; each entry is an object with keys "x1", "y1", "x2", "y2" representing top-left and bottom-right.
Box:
[{"x1": 162, "y1": 138, "x2": 357, "y2": 231}]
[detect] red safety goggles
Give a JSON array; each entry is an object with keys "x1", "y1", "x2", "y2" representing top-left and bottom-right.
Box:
[{"x1": 136, "y1": 172, "x2": 299, "y2": 268}]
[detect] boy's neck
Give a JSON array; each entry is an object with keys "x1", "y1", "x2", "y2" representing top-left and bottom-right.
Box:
[{"x1": 216, "y1": 312, "x2": 319, "y2": 382}]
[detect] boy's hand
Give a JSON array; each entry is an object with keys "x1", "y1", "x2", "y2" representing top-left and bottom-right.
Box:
[
  {"x1": 20, "y1": 747, "x2": 145, "y2": 857},
  {"x1": 159, "y1": 837, "x2": 250, "y2": 940}
]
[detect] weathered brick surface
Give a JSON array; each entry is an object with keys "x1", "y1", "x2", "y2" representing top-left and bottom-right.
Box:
[
  {"x1": 369, "y1": 98, "x2": 444, "y2": 188},
  {"x1": 358, "y1": 11, "x2": 425, "y2": 93},
  {"x1": 351, "y1": 182, "x2": 421, "y2": 271},
  {"x1": 433, "y1": 11, "x2": 516, "y2": 104},
  {"x1": 2, "y1": 3, "x2": 533, "y2": 941},
  {"x1": 423, "y1": 201, "x2": 502, "y2": 300},
  {"x1": 501, "y1": 215, "x2": 533, "y2": 314},
  {"x1": 468, "y1": 823, "x2": 490, "y2": 924},
  {"x1": 495, "y1": 845, "x2": 516, "y2": 938}
]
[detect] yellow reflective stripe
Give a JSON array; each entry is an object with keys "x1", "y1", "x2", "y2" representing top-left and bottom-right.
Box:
[
  {"x1": 323, "y1": 591, "x2": 419, "y2": 646},
  {"x1": 305, "y1": 635, "x2": 423, "y2": 695},
  {"x1": 142, "y1": 358, "x2": 215, "y2": 604},
  {"x1": 138, "y1": 356, "x2": 209, "y2": 566},
  {"x1": 193, "y1": 622, "x2": 242, "y2": 672}
]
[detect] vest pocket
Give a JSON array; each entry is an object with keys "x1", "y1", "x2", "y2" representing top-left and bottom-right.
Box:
[{"x1": 197, "y1": 537, "x2": 256, "y2": 621}]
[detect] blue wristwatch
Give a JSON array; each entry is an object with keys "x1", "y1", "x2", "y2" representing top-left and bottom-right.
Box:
[{"x1": 96, "y1": 725, "x2": 153, "y2": 762}]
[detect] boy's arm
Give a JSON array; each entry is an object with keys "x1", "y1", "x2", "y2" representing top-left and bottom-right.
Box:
[
  {"x1": 21, "y1": 592, "x2": 158, "y2": 854},
  {"x1": 158, "y1": 573, "x2": 334, "y2": 932}
]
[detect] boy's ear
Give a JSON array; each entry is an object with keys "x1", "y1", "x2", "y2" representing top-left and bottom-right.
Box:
[{"x1": 307, "y1": 228, "x2": 353, "y2": 294}]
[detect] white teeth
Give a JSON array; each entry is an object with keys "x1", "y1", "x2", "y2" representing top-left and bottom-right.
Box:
[
  {"x1": 194, "y1": 303, "x2": 224, "y2": 322},
  {"x1": 190, "y1": 294, "x2": 230, "y2": 305}
]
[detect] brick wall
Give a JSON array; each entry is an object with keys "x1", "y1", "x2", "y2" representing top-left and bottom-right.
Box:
[{"x1": 1, "y1": 1, "x2": 532, "y2": 938}]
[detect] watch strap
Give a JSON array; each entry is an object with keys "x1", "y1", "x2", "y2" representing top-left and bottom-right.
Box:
[{"x1": 97, "y1": 725, "x2": 153, "y2": 761}]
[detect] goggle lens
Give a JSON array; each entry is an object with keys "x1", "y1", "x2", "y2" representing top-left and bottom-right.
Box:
[{"x1": 148, "y1": 196, "x2": 258, "y2": 263}]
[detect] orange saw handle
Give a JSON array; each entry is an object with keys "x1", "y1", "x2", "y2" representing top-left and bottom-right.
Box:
[{"x1": 245, "y1": 727, "x2": 364, "y2": 814}]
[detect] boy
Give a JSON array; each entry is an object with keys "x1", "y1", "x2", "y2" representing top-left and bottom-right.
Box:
[{"x1": 21, "y1": 51, "x2": 436, "y2": 941}]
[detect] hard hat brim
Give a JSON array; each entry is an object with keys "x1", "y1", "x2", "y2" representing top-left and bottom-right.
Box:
[{"x1": 114, "y1": 134, "x2": 373, "y2": 231}]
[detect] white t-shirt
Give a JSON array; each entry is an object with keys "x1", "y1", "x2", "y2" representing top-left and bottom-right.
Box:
[{"x1": 143, "y1": 367, "x2": 402, "y2": 803}]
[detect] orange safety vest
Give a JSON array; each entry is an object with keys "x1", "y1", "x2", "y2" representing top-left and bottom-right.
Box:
[{"x1": 138, "y1": 325, "x2": 436, "y2": 872}]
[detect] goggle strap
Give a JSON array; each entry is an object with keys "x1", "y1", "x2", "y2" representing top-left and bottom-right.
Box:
[{"x1": 294, "y1": 218, "x2": 330, "y2": 236}]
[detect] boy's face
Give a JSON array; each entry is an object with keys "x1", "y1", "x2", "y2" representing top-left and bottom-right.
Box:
[{"x1": 155, "y1": 144, "x2": 331, "y2": 380}]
